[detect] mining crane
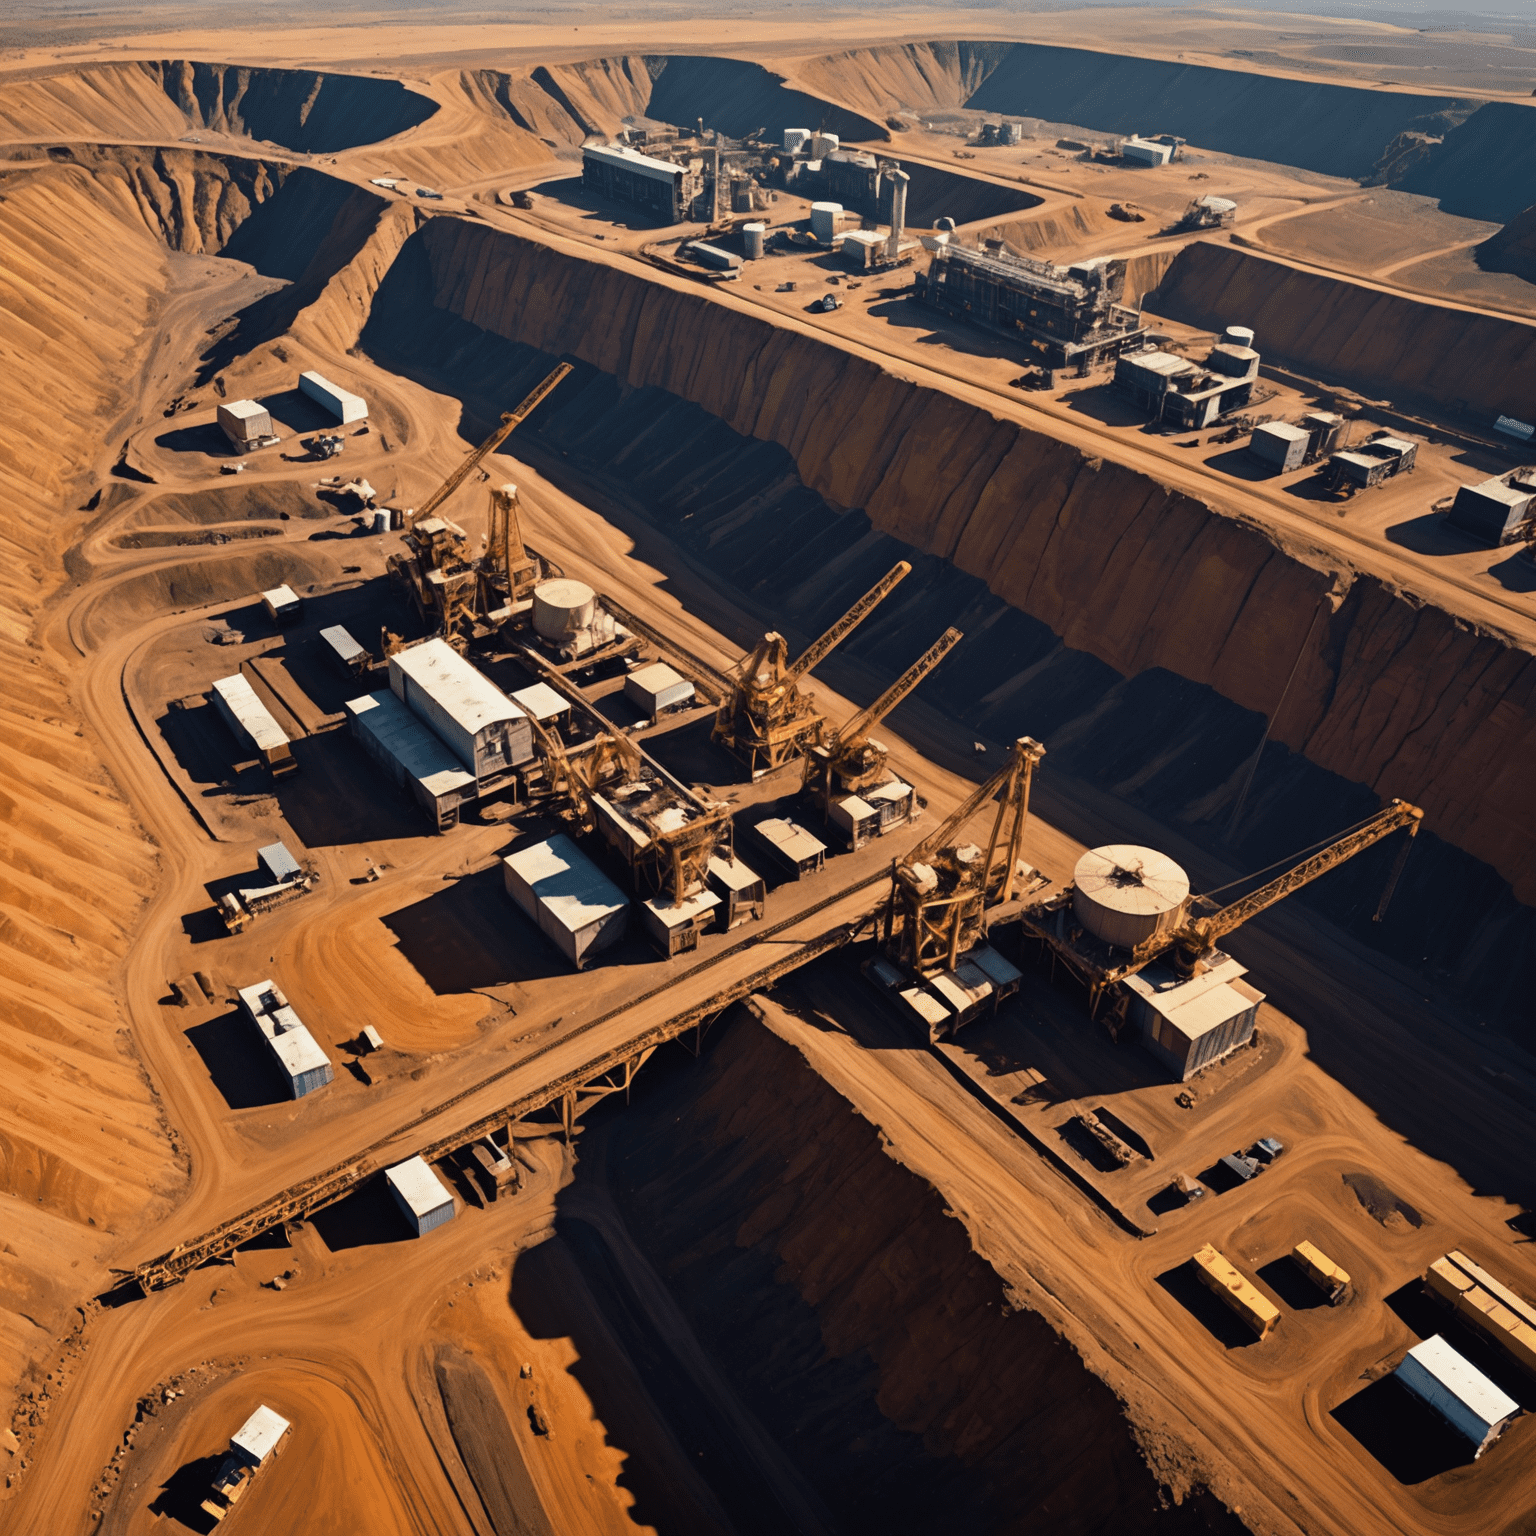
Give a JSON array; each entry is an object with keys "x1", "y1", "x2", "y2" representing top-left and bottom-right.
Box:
[
  {"x1": 523, "y1": 705, "x2": 728, "y2": 902},
  {"x1": 885, "y1": 736, "x2": 1048, "y2": 974},
  {"x1": 387, "y1": 363, "x2": 571, "y2": 635},
  {"x1": 1020, "y1": 798, "x2": 1424, "y2": 1021},
  {"x1": 804, "y1": 624, "x2": 963, "y2": 809},
  {"x1": 401, "y1": 363, "x2": 573, "y2": 534},
  {"x1": 479, "y1": 481, "x2": 545, "y2": 615},
  {"x1": 713, "y1": 560, "x2": 911, "y2": 777}
]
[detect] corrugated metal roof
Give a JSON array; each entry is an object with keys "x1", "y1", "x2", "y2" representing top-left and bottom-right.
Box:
[
  {"x1": 386, "y1": 1155, "x2": 453, "y2": 1219},
  {"x1": 511, "y1": 682, "x2": 570, "y2": 721},
  {"x1": 320, "y1": 624, "x2": 366, "y2": 663},
  {"x1": 643, "y1": 887, "x2": 721, "y2": 929},
  {"x1": 391, "y1": 639, "x2": 526, "y2": 739},
  {"x1": 708, "y1": 854, "x2": 762, "y2": 892},
  {"x1": 347, "y1": 692, "x2": 475, "y2": 797},
  {"x1": 258, "y1": 843, "x2": 302, "y2": 883},
  {"x1": 968, "y1": 945, "x2": 1022, "y2": 988},
  {"x1": 1401, "y1": 1335, "x2": 1518, "y2": 1423},
  {"x1": 504, "y1": 835, "x2": 628, "y2": 935},
  {"x1": 211, "y1": 674, "x2": 288, "y2": 754},
  {"x1": 756, "y1": 818, "x2": 827, "y2": 861},
  {"x1": 584, "y1": 143, "x2": 684, "y2": 184},
  {"x1": 231, "y1": 1405, "x2": 290, "y2": 1463}
]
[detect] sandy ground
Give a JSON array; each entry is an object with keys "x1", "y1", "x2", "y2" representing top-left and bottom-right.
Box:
[{"x1": 2, "y1": 13, "x2": 1536, "y2": 1536}]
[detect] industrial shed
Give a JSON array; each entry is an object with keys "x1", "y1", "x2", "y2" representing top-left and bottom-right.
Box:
[
  {"x1": 386, "y1": 1155, "x2": 455, "y2": 1237},
  {"x1": 1395, "y1": 1335, "x2": 1517, "y2": 1457},
  {"x1": 1448, "y1": 472, "x2": 1536, "y2": 545},
  {"x1": 345, "y1": 691, "x2": 477, "y2": 831},
  {"x1": 752, "y1": 818, "x2": 827, "y2": 879},
  {"x1": 1124, "y1": 954, "x2": 1264, "y2": 1080},
  {"x1": 503, "y1": 835, "x2": 629, "y2": 969},
  {"x1": 640, "y1": 887, "x2": 722, "y2": 957},
  {"x1": 389, "y1": 638, "x2": 531, "y2": 792},
  {"x1": 210, "y1": 674, "x2": 295, "y2": 777},
  {"x1": 706, "y1": 853, "x2": 766, "y2": 929},
  {"x1": 236, "y1": 981, "x2": 333, "y2": 1099},
  {"x1": 217, "y1": 399, "x2": 272, "y2": 451}
]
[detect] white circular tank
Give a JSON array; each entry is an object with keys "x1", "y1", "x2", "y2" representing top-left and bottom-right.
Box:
[
  {"x1": 373, "y1": 508, "x2": 391, "y2": 535},
  {"x1": 743, "y1": 221, "x2": 766, "y2": 260},
  {"x1": 1072, "y1": 845, "x2": 1189, "y2": 950},
  {"x1": 533, "y1": 578, "x2": 596, "y2": 642},
  {"x1": 1224, "y1": 325, "x2": 1256, "y2": 349}
]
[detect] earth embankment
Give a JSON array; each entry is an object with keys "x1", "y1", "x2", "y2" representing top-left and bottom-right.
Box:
[
  {"x1": 0, "y1": 152, "x2": 187, "y2": 1391},
  {"x1": 0, "y1": 59, "x2": 437, "y2": 151},
  {"x1": 1149, "y1": 238, "x2": 1536, "y2": 420},
  {"x1": 456, "y1": 52, "x2": 886, "y2": 151},
  {"x1": 579, "y1": 1004, "x2": 1246, "y2": 1532},
  {"x1": 1395, "y1": 100, "x2": 1536, "y2": 223},
  {"x1": 356, "y1": 217, "x2": 1534, "y2": 1031},
  {"x1": 795, "y1": 41, "x2": 1476, "y2": 181}
]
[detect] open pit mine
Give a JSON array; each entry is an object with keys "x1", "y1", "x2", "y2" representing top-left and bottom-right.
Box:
[{"x1": 2, "y1": 13, "x2": 1536, "y2": 1535}]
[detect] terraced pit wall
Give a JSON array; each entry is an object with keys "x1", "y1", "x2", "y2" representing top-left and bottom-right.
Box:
[
  {"x1": 578, "y1": 1004, "x2": 1247, "y2": 1532},
  {"x1": 357, "y1": 217, "x2": 1535, "y2": 1035},
  {"x1": 1148, "y1": 239, "x2": 1536, "y2": 422}
]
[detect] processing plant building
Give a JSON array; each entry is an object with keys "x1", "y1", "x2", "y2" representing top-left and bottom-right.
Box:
[
  {"x1": 582, "y1": 143, "x2": 702, "y2": 224},
  {"x1": 914, "y1": 246, "x2": 1149, "y2": 371}
]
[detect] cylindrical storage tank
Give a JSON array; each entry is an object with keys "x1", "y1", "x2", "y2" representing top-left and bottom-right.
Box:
[
  {"x1": 1225, "y1": 325, "x2": 1256, "y2": 349},
  {"x1": 532, "y1": 579, "x2": 597, "y2": 642},
  {"x1": 811, "y1": 201, "x2": 843, "y2": 242},
  {"x1": 783, "y1": 127, "x2": 811, "y2": 154},
  {"x1": 743, "y1": 221, "x2": 766, "y2": 260},
  {"x1": 373, "y1": 508, "x2": 391, "y2": 535},
  {"x1": 1072, "y1": 845, "x2": 1189, "y2": 950}
]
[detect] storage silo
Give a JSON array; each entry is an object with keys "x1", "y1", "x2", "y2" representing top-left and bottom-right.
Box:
[
  {"x1": 1224, "y1": 325, "x2": 1256, "y2": 349},
  {"x1": 811, "y1": 202, "x2": 843, "y2": 242},
  {"x1": 532, "y1": 578, "x2": 597, "y2": 644},
  {"x1": 743, "y1": 221, "x2": 766, "y2": 260},
  {"x1": 1072, "y1": 845, "x2": 1189, "y2": 950}
]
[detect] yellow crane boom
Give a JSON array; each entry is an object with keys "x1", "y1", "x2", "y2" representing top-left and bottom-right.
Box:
[
  {"x1": 1152, "y1": 798, "x2": 1422, "y2": 975},
  {"x1": 832, "y1": 626, "x2": 962, "y2": 748},
  {"x1": 783, "y1": 560, "x2": 911, "y2": 686},
  {"x1": 404, "y1": 362, "x2": 573, "y2": 532}
]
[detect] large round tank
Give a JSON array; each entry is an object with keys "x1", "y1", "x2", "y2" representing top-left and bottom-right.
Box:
[
  {"x1": 743, "y1": 221, "x2": 766, "y2": 260},
  {"x1": 532, "y1": 579, "x2": 596, "y2": 642},
  {"x1": 1224, "y1": 325, "x2": 1256, "y2": 349},
  {"x1": 1072, "y1": 845, "x2": 1189, "y2": 950}
]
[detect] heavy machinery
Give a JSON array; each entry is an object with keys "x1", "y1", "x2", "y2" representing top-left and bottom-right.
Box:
[
  {"x1": 713, "y1": 561, "x2": 911, "y2": 777},
  {"x1": 523, "y1": 710, "x2": 728, "y2": 902},
  {"x1": 884, "y1": 736, "x2": 1047, "y2": 974},
  {"x1": 1020, "y1": 797, "x2": 1424, "y2": 1022},
  {"x1": 387, "y1": 363, "x2": 572, "y2": 636},
  {"x1": 804, "y1": 624, "x2": 963, "y2": 809}
]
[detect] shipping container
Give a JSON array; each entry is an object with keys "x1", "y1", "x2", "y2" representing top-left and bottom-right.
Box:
[
  {"x1": 706, "y1": 854, "x2": 766, "y2": 929},
  {"x1": 640, "y1": 887, "x2": 722, "y2": 957},
  {"x1": 624, "y1": 661, "x2": 695, "y2": 719},
  {"x1": 752, "y1": 818, "x2": 826, "y2": 879},
  {"x1": 1192, "y1": 1244, "x2": 1279, "y2": 1338},
  {"x1": 1292, "y1": 1241, "x2": 1352, "y2": 1304},
  {"x1": 298, "y1": 369, "x2": 368, "y2": 423},
  {"x1": 319, "y1": 624, "x2": 368, "y2": 676},
  {"x1": 1395, "y1": 1335, "x2": 1517, "y2": 1456}
]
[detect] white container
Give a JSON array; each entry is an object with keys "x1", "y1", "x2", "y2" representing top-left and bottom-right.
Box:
[
  {"x1": 743, "y1": 221, "x2": 766, "y2": 260},
  {"x1": 810, "y1": 201, "x2": 843, "y2": 242},
  {"x1": 783, "y1": 128, "x2": 811, "y2": 153},
  {"x1": 532, "y1": 578, "x2": 597, "y2": 642},
  {"x1": 1072, "y1": 845, "x2": 1189, "y2": 949},
  {"x1": 1395, "y1": 1335, "x2": 1517, "y2": 1456},
  {"x1": 1224, "y1": 325, "x2": 1256, "y2": 349},
  {"x1": 299, "y1": 369, "x2": 367, "y2": 423},
  {"x1": 373, "y1": 508, "x2": 391, "y2": 535}
]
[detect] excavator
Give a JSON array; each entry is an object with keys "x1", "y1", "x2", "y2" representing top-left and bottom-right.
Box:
[
  {"x1": 387, "y1": 362, "x2": 572, "y2": 637},
  {"x1": 803, "y1": 624, "x2": 963, "y2": 811},
  {"x1": 884, "y1": 736, "x2": 1048, "y2": 975},
  {"x1": 1021, "y1": 797, "x2": 1424, "y2": 1025},
  {"x1": 713, "y1": 560, "x2": 910, "y2": 777}
]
